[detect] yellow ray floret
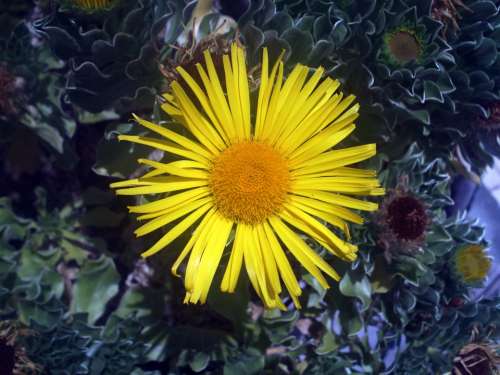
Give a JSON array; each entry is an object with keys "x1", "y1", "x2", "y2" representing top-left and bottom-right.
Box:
[
  {"x1": 111, "y1": 43, "x2": 384, "y2": 309},
  {"x1": 74, "y1": 0, "x2": 114, "y2": 10},
  {"x1": 454, "y1": 244, "x2": 492, "y2": 284}
]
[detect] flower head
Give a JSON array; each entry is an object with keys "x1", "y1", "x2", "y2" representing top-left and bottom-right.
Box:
[
  {"x1": 453, "y1": 244, "x2": 492, "y2": 284},
  {"x1": 453, "y1": 342, "x2": 500, "y2": 375},
  {"x1": 70, "y1": 0, "x2": 116, "y2": 11},
  {"x1": 111, "y1": 44, "x2": 383, "y2": 309},
  {"x1": 381, "y1": 26, "x2": 425, "y2": 66},
  {"x1": 376, "y1": 184, "x2": 428, "y2": 261},
  {"x1": 386, "y1": 195, "x2": 427, "y2": 241},
  {"x1": 161, "y1": 36, "x2": 232, "y2": 93},
  {"x1": 431, "y1": 0, "x2": 470, "y2": 37}
]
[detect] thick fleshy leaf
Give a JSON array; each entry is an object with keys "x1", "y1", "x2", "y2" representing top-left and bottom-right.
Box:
[
  {"x1": 70, "y1": 256, "x2": 120, "y2": 324},
  {"x1": 339, "y1": 272, "x2": 372, "y2": 312}
]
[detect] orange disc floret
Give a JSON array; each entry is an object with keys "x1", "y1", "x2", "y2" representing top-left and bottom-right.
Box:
[{"x1": 210, "y1": 141, "x2": 290, "y2": 224}]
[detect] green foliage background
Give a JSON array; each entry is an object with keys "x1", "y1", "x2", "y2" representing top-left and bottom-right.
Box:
[{"x1": 0, "y1": 0, "x2": 499, "y2": 374}]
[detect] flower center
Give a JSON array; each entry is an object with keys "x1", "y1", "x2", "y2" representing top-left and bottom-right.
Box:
[
  {"x1": 387, "y1": 31, "x2": 422, "y2": 64},
  {"x1": 210, "y1": 142, "x2": 290, "y2": 224},
  {"x1": 387, "y1": 196, "x2": 427, "y2": 240}
]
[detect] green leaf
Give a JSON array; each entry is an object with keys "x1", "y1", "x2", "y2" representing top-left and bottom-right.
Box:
[
  {"x1": 315, "y1": 331, "x2": 339, "y2": 355},
  {"x1": 427, "y1": 225, "x2": 452, "y2": 243},
  {"x1": 371, "y1": 256, "x2": 394, "y2": 294},
  {"x1": 262, "y1": 310, "x2": 300, "y2": 344},
  {"x1": 16, "y1": 299, "x2": 64, "y2": 327},
  {"x1": 27, "y1": 120, "x2": 65, "y2": 154},
  {"x1": 223, "y1": 348, "x2": 265, "y2": 375},
  {"x1": 115, "y1": 287, "x2": 165, "y2": 320},
  {"x1": 399, "y1": 290, "x2": 417, "y2": 311},
  {"x1": 207, "y1": 270, "x2": 250, "y2": 329},
  {"x1": 190, "y1": 352, "x2": 210, "y2": 372},
  {"x1": 423, "y1": 81, "x2": 444, "y2": 103},
  {"x1": 341, "y1": 308, "x2": 363, "y2": 336},
  {"x1": 394, "y1": 256, "x2": 428, "y2": 287},
  {"x1": 303, "y1": 273, "x2": 327, "y2": 307},
  {"x1": 281, "y1": 27, "x2": 313, "y2": 65},
  {"x1": 17, "y1": 247, "x2": 64, "y2": 302},
  {"x1": 141, "y1": 323, "x2": 170, "y2": 361},
  {"x1": 339, "y1": 272, "x2": 372, "y2": 312},
  {"x1": 70, "y1": 256, "x2": 120, "y2": 324},
  {"x1": 43, "y1": 26, "x2": 81, "y2": 59},
  {"x1": 93, "y1": 123, "x2": 151, "y2": 178},
  {"x1": 77, "y1": 110, "x2": 120, "y2": 124}
]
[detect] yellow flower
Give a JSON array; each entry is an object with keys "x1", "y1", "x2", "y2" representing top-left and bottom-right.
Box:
[
  {"x1": 454, "y1": 244, "x2": 492, "y2": 284},
  {"x1": 73, "y1": 0, "x2": 115, "y2": 10},
  {"x1": 111, "y1": 43, "x2": 383, "y2": 309}
]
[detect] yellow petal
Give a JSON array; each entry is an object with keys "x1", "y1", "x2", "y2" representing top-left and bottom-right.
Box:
[
  {"x1": 118, "y1": 135, "x2": 209, "y2": 165},
  {"x1": 189, "y1": 213, "x2": 233, "y2": 303},
  {"x1": 131, "y1": 114, "x2": 213, "y2": 160},
  {"x1": 196, "y1": 60, "x2": 236, "y2": 141},
  {"x1": 269, "y1": 65, "x2": 309, "y2": 137},
  {"x1": 175, "y1": 66, "x2": 230, "y2": 144},
  {"x1": 172, "y1": 208, "x2": 217, "y2": 277},
  {"x1": 289, "y1": 195, "x2": 364, "y2": 224},
  {"x1": 223, "y1": 53, "x2": 245, "y2": 141},
  {"x1": 291, "y1": 176, "x2": 381, "y2": 194},
  {"x1": 255, "y1": 48, "x2": 269, "y2": 139},
  {"x1": 243, "y1": 225, "x2": 278, "y2": 308},
  {"x1": 236, "y1": 44, "x2": 251, "y2": 139},
  {"x1": 134, "y1": 197, "x2": 213, "y2": 236},
  {"x1": 128, "y1": 187, "x2": 210, "y2": 214},
  {"x1": 140, "y1": 201, "x2": 212, "y2": 257},
  {"x1": 261, "y1": 222, "x2": 302, "y2": 306},
  {"x1": 221, "y1": 224, "x2": 245, "y2": 293},
  {"x1": 259, "y1": 60, "x2": 284, "y2": 142},
  {"x1": 256, "y1": 224, "x2": 282, "y2": 296},
  {"x1": 115, "y1": 177, "x2": 208, "y2": 196},
  {"x1": 279, "y1": 87, "x2": 347, "y2": 154},
  {"x1": 292, "y1": 190, "x2": 378, "y2": 211},
  {"x1": 255, "y1": 49, "x2": 285, "y2": 140},
  {"x1": 170, "y1": 81, "x2": 226, "y2": 152},
  {"x1": 268, "y1": 216, "x2": 339, "y2": 288},
  {"x1": 274, "y1": 73, "x2": 339, "y2": 151},
  {"x1": 266, "y1": 64, "x2": 309, "y2": 145},
  {"x1": 292, "y1": 144, "x2": 376, "y2": 173},
  {"x1": 281, "y1": 204, "x2": 357, "y2": 261},
  {"x1": 278, "y1": 208, "x2": 344, "y2": 259},
  {"x1": 161, "y1": 101, "x2": 183, "y2": 117},
  {"x1": 138, "y1": 158, "x2": 209, "y2": 179},
  {"x1": 288, "y1": 119, "x2": 358, "y2": 164},
  {"x1": 184, "y1": 209, "x2": 219, "y2": 290},
  {"x1": 287, "y1": 196, "x2": 353, "y2": 239},
  {"x1": 110, "y1": 178, "x2": 145, "y2": 189}
]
